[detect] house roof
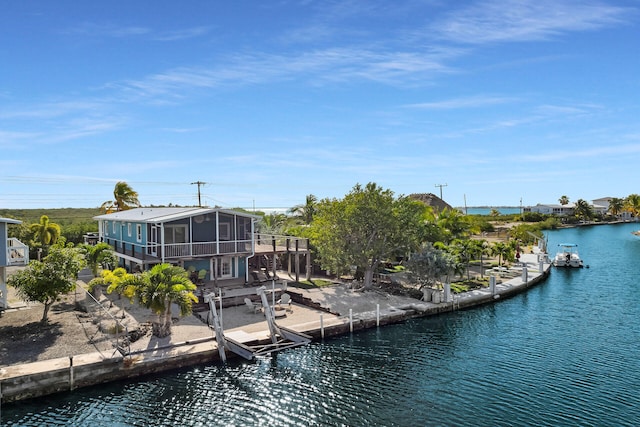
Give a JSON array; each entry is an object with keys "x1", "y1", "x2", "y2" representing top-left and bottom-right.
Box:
[
  {"x1": 0, "y1": 217, "x2": 22, "y2": 225},
  {"x1": 93, "y1": 207, "x2": 258, "y2": 223},
  {"x1": 408, "y1": 193, "x2": 452, "y2": 212}
]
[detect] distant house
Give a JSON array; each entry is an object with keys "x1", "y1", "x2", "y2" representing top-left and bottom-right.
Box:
[
  {"x1": 94, "y1": 207, "x2": 312, "y2": 285},
  {"x1": 1, "y1": 217, "x2": 29, "y2": 310},
  {"x1": 592, "y1": 197, "x2": 633, "y2": 220},
  {"x1": 94, "y1": 207, "x2": 258, "y2": 284},
  {"x1": 524, "y1": 198, "x2": 617, "y2": 217},
  {"x1": 408, "y1": 193, "x2": 452, "y2": 213}
]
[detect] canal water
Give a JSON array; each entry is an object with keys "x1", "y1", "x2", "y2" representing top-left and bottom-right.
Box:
[{"x1": 4, "y1": 223, "x2": 640, "y2": 426}]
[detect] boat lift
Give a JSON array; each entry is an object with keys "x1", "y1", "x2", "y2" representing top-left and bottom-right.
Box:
[{"x1": 204, "y1": 286, "x2": 311, "y2": 362}]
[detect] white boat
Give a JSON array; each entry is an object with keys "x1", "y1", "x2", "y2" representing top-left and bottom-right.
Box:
[{"x1": 553, "y1": 243, "x2": 584, "y2": 268}]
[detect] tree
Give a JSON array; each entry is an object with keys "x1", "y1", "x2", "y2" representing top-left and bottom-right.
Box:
[
  {"x1": 81, "y1": 242, "x2": 117, "y2": 277},
  {"x1": 436, "y1": 208, "x2": 476, "y2": 243},
  {"x1": 608, "y1": 197, "x2": 624, "y2": 217},
  {"x1": 101, "y1": 181, "x2": 140, "y2": 212},
  {"x1": 573, "y1": 199, "x2": 593, "y2": 221},
  {"x1": 406, "y1": 244, "x2": 456, "y2": 289},
  {"x1": 624, "y1": 194, "x2": 640, "y2": 218},
  {"x1": 257, "y1": 212, "x2": 288, "y2": 234},
  {"x1": 559, "y1": 195, "x2": 570, "y2": 206},
  {"x1": 310, "y1": 183, "x2": 426, "y2": 289},
  {"x1": 491, "y1": 241, "x2": 513, "y2": 266},
  {"x1": 134, "y1": 264, "x2": 198, "y2": 337},
  {"x1": 7, "y1": 245, "x2": 86, "y2": 323},
  {"x1": 29, "y1": 215, "x2": 61, "y2": 246},
  {"x1": 288, "y1": 194, "x2": 318, "y2": 225}
]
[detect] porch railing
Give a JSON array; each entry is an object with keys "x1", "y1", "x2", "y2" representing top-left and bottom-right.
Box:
[
  {"x1": 104, "y1": 238, "x2": 253, "y2": 260},
  {"x1": 6, "y1": 238, "x2": 29, "y2": 266}
]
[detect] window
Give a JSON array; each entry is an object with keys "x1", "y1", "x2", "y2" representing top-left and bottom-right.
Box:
[
  {"x1": 112, "y1": 221, "x2": 116, "y2": 233},
  {"x1": 136, "y1": 224, "x2": 142, "y2": 242},
  {"x1": 165, "y1": 224, "x2": 188, "y2": 243},
  {"x1": 127, "y1": 223, "x2": 132, "y2": 237},
  {"x1": 219, "y1": 223, "x2": 230, "y2": 240}
]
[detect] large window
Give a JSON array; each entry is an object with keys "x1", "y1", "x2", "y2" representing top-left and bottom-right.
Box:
[{"x1": 165, "y1": 224, "x2": 188, "y2": 243}]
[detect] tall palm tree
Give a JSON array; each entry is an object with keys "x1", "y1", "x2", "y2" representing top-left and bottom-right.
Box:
[
  {"x1": 288, "y1": 194, "x2": 318, "y2": 225},
  {"x1": 135, "y1": 264, "x2": 198, "y2": 337},
  {"x1": 29, "y1": 215, "x2": 61, "y2": 245},
  {"x1": 102, "y1": 181, "x2": 141, "y2": 212},
  {"x1": 559, "y1": 195, "x2": 570, "y2": 205}
]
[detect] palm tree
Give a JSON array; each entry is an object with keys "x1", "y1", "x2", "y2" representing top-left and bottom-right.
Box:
[
  {"x1": 624, "y1": 194, "x2": 640, "y2": 219},
  {"x1": 81, "y1": 242, "x2": 117, "y2": 277},
  {"x1": 30, "y1": 215, "x2": 61, "y2": 246},
  {"x1": 135, "y1": 264, "x2": 198, "y2": 337},
  {"x1": 258, "y1": 212, "x2": 288, "y2": 234},
  {"x1": 608, "y1": 197, "x2": 624, "y2": 218},
  {"x1": 288, "y1": 194, "x2": 318, "y2": 225},
  {"x1": 491, "y1": 241, "x2": 513, "y2": 266},
  {"x1": 101, "y1": 181, "x2": 140, "y2": 212},
  {"x1": 559, "y1": 195, "x2": 570, "y2": 206},
  {"x1": 573, "y1": 199, "x2": 593, "y2": 222}
]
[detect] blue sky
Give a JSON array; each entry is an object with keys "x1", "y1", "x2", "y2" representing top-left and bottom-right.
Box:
[{"x1": 2, "y1": 0, "x2": 639, "y2": 211}]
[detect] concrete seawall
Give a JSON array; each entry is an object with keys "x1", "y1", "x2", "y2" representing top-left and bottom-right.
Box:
[{"x1": 1, "y1": 254, "x2": 551, "y2": 404}]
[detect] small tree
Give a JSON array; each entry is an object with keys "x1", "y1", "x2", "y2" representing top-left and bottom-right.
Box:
[
  {"x1": 8, "y1": 245, "x2": 86, "y2": 323},
  {"x1": 30, "y1": 215, "x2": 62, "y2": 246},
  {"x1": 559, "y1": 195, "x2": 570, "y2": 206},
  {"x1": 134, "y1": 264, "x2": 198, "y2": 337},
  {"x1": 406, "y1": 244, "x2": 456, "y2": 289},
  {"x1": 81, "y1": 242, "x2": 117, "y2": 277}
]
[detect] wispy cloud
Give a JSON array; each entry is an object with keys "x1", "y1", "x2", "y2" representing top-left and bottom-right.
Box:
[
  {"x1": 432, "y1": 0, "x2": 630, "y2": 45},
  {"x1": 405, "y1": 95, "x2": 517, "y2": 110},
  {"x1": 64, "y1": 23, "x2": 211, "y2": 41},
  {"x1": 519, "y1": 143, "x2": 640, "y2": 163}
]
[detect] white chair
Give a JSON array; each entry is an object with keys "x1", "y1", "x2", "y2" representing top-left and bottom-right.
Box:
[
  {"x1": 277, "y1": 293, "x2": 292, "y2": 311},
  {"x1": 244, "y1": 298, "x2": 262, "y2": 314}
]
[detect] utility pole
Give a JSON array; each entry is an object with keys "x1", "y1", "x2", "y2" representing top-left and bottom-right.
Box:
[
  {"x1": 435, "y1": 183, "x2": 448, "y2": 200},
  {"x1": 191, "y1": 181, "x2": 207, "y2": 207}
]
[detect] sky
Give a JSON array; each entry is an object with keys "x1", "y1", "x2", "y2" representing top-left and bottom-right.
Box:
[{"x1": 2, "y1": 0, "x2": 639, "y2": 211}]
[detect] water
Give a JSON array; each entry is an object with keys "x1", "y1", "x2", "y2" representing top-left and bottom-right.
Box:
[
  {"x1": 459, "y1": 207, "x2": 521, "y2": 215},
  {"x1": 4, "y1": 223, "x2": 640, "y2": 426}
]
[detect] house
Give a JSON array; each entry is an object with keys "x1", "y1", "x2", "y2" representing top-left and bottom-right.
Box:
[
  {"x1": 93, "y1": 207, "x2": 313, "y2": 286},
  {"x1": 94, "y1": 207, "x2": 258, "y2": 284},
  {"x1": 592, "y1": 197, "x2": 633, "y2": 219},
  {"x1": 1, "y1": 217, "x2": 29, "y2": 310},
  {"x1": 524, "y1": 198, "x2": 619, "y2": 217}
]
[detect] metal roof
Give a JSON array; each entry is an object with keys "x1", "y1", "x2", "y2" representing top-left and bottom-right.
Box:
[
  {"x1": 93, "y1": 207, "x2": 258, "y2": 223},
  {"x1": 0, "y1": 217, "x2": 22, "y2": 225}
]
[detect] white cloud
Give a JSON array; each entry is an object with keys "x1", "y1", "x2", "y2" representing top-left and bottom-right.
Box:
[
  {"x1": 406, "y1": 95, "x2": 517, "y2": 110},
  {"x1": 432, "y1": 0, "x2": 630, "y2": 45}
]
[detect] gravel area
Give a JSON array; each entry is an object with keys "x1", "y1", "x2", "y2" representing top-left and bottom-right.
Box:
[{"x1": 0, "y1": 291, "x2": 115, "y2": 367}]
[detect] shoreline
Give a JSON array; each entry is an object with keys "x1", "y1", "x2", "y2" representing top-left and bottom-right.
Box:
[{"x1": 0, "y1": 252, "x2": 551, "y2": 405}]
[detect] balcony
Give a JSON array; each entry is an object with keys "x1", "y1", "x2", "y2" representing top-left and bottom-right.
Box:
[
  {"x1": 6, "y1": 238, "x2": 29, "y2": 266},
  {"x1": 104, "y1": 238, "x2": 253, "y2": 262}
]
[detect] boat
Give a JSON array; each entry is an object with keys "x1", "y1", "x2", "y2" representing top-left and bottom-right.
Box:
[{"x1": 553, "y1": 243, "x2": 584, "y2": 268}]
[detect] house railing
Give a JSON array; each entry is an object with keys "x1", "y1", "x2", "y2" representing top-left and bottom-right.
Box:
[
  {"x1": 6, "y1": 238, "x2": 29, "y2": 266},
  {"x1": 103, "y1": 238, "x2": 253, "y2": 260},
  {"x1": 255, "y1": 233, "x2": 309, "y2": 251}
]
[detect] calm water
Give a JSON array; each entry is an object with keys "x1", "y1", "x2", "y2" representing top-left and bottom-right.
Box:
[{"x1": 4, "y1": 223, "x2": 640, "y2": 426}]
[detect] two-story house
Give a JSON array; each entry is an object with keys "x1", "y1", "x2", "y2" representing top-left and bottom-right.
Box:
[{"x1": 94, "y1": 207, "x2": 259, "y2": 285}]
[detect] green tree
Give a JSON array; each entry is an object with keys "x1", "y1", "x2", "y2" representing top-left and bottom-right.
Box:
[
  {"x1": 436, "y1": 208, "x2": 476, "y2": 243},
  {"x1": 559, "y1": 195, "x2": 570, "y2": 205},
  {"x1": 7, "y1": 245, "x2": 86, "y2": 323},
  {"x1": 134, "y1": 263, "x2": 198, "y2": 337},
  {"x1": 310, "y1": 183, "x2": 426, "y2": 289},
  {"x1": 624, "y1": 194, "x2": 640, "y2": 218},
  {"x1": 257, "y1": 212, "x2": 288, "y2": 234},
  {"x1": 491, "y1": 241, "x2": 513, "y2": 266},
  {"x1": 81, "y1": 242, "x2": 117, "y2": 277},
  {"x1": 573, "y1": 199, "x2": 593, "y2": 221},
  {"x1": 29, "y1": 215, "x2": 61, "y2": 246},
  {"x1": 608, "y1": 197, "x2": 624, "y2": 217},
  {"x1": 406, "y1": 244, "x2": 456, "y2": 289},
  {"x1": 101, "y1": 181, "x2": 141, "y2": 212},
  {"x1": 288, "y1": 194, "x2": 318, "y2": 225}
]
